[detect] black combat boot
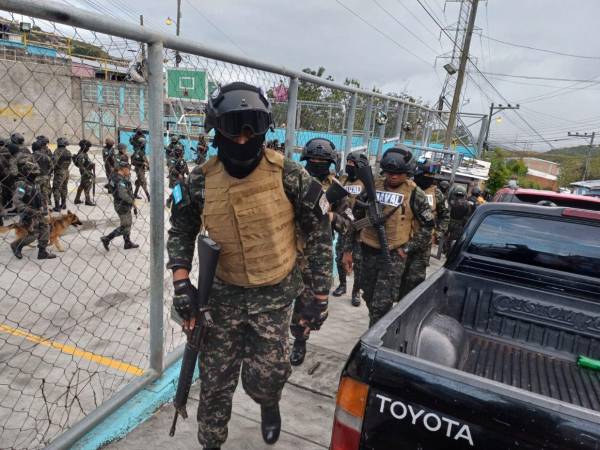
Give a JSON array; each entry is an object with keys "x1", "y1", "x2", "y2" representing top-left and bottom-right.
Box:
[
  {"x1": 261, "y1": 403, "x2": 281, "y2": 445},
  {"x1": 133, "y1": 186, "x2": 142, "y2": 199},
  {"x1": 74, "y1": 186, "x2": 83, "y2": 204},
  {"x1": 124, "y1": 235, "x2": 139, "y2": 250},
  {"x1": 10, "y1": 241, "x2": 24, "y2": 259},
  {"x1": 101, "y1": 231, "x2": 118, "y2": 251},
  {"x1": 60, "y1": 197, "x2": 67, "y2": 210},
  {"x1": 38, "y1": 247, "x2": 57, "y2": 260},
  {"x1": 53, "y1": 200, "x2": 61, "y2": 212},
  {"x1": 290, "y1": 339, "x2": 306, "y2": 366},
  {"x1": 332, "y1": 279, "x2": 346, "y2": 297},
  {"x1": 351, "y1": 286, "x2": 361, "y2": 307}
]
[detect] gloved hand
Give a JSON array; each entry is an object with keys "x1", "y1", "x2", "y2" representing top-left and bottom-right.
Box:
[
  {"x1": 173, "y1": 279, "x2": 198, "y2": 321},
  {"x1": 301, "y1": 294, "x2": 329, "y2": 331}
]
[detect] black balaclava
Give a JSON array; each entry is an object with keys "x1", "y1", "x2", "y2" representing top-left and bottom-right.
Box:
[
  {"x1": 305, "y1": 160, "x2": 332, "y2": 182},
  {"x1": 346, "y1": 165, "x2": 358, "y2": 182},
  {"x1": 414, "y1": 174, "x2": 435, "y2": 190},
  {"x1": 215, "y1": 132, "x2": 265, "y2": 179}
]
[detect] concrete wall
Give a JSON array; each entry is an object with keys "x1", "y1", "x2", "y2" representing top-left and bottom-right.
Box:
[{"x1": 0, "y1": 58, "x2": 83, "y2": 144}]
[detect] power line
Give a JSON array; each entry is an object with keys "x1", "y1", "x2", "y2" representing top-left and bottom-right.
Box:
[
  {"x1": 371, "y1": 0, "x2": 438, "y2": 54},
  {"x1": 393, "y1": 0, "x2": 442, "y2": 45},
  {"x1": 478, "y1": 33, "x2": 600, "y2": 60},
  {"x1": 481, "y1": 72, "x2": 600, "y2": 84},
  {"x1": 183, "y1": 0, "x2": 248, "y2": 56},
  {"x1": 334, "y1": 0, "x2": 432, "y2": 66}
]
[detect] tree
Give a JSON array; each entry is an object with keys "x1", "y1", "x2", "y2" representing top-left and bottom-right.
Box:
[
  {"x1": 506, "y1": 159, "x2": 528, "y2": 177},
  {"x1": 485, "y1": 150, "x2": 511, "y2": 194}
]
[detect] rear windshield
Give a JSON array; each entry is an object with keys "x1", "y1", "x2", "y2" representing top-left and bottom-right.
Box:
[
  {"x1": 514, "y1": 193, "x2": 600, "y2": 211},
  {"x1": 467, "y1": 214, "x2": 600, "y2": 278}
]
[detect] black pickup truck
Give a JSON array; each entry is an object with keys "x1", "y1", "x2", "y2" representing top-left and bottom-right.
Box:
[{"x1": 331, "y1": 203, "x2": 600, "y2": 450}]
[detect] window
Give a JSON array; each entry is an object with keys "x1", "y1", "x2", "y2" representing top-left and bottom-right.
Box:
[{"x1": 467, "y1": 214, "x2": 600, "y2": 278}]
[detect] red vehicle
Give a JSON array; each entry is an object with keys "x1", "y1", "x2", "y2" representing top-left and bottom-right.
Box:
[{"x1": 493, "y1": 187, "x2": 600, "y2": 211}]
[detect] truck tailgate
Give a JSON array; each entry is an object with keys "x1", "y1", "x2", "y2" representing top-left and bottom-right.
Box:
[{"x1": 361, "y1": 347, "x2": 600, "y2": 450}]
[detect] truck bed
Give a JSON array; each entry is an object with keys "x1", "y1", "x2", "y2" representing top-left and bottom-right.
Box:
[{"x1": 462, "y1": 334, "x2": 600, "y2": 411}]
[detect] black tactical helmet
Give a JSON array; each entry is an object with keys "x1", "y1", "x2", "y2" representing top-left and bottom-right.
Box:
[
  {"x1": 31, "y1": 141, "x2": 42, "y2": 152},
  {"x1": 415, "y1": 157, "x2": 442, "y2": 177},
  {"x1": 451, "y1": 184, "x2": 467, "y2": 198},
  {"x1": 471, "y1": 186, "x2": 482, "y2": 196},
  {"x1": 170, "y1": 135, "x2": 179, "y2": 144},
  {"x1": 439, "y1": 180, "x2": 450, "y2": 192},
  {"x1": 17, "y1": 155, "x2": 40, "y2": 178},
  {"x1": 346, "y1": 151, "x2": 369, "y2": 168},
  {"x1": 0, "y1": 137, "x2": 7, "y2": 146},
  {"x1": 137, "y1": 137, "x2": 146, "y2": 147},
  {"x1": 204, "y1": 82, "x2": 273, "y2": 138},
  {"x1": 300, "y1": 138, "x2": 337, "y2": 163},
  {"x1": 79, "y1": 139, "x2": 92, "y2": 149},
  {"x1": 36, "y1": 135, "x2": 49, "y2": 145},
  {"x1": 57, "y1": 137, "x2": 69, "y2": 147},
  {"x1": 380, "y1": 145, "x2": 415, "y2": 175},
  {"x1": 11, "y1": 133, "x2": 25, "y2": 145}
]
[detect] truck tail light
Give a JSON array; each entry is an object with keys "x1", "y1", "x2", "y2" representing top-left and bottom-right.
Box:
[
  {"x1": 330, "y1": 376, "x2": 369, "y2": 450},
  {"x1": 562, "y1": 208, "x2": 600, "y2": 221}
]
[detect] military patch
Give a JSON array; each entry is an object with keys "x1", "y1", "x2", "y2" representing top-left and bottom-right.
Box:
[
  {"x1": 426, "y1": 194, "x2": 434, "y2": 207},
  {"x1": 319, "y1": 194, "x2": 330, "y2": 215},
  {"x1": 421, "y1": 209, "x2": 435, "y2": 222},
  {"x1": 172, "y1": 183, "x2": 183, "y2": 205},
  {"x1": 344, "y1": 184, "x2": 363, "y2": 195},
  {"x1": 344, "y1": 207, "x2": 355, "y2": 221},
  {"x1": 376, "y1": 191, "x2": 404, "y2": 207}
]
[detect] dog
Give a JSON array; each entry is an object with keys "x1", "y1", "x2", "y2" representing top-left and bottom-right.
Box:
[{"x1": 0, "y1": 211, "x2": 82, "y2": 252}]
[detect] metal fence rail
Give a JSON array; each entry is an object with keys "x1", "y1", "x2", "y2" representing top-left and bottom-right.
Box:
[{"x1": 0, "y1": 1, "x2": 479, "y2": 448}]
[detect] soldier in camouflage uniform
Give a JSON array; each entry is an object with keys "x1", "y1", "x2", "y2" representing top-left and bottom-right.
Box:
[
  {"x1": 129, "y1": 126, "x2": 145, "y2": 149},
  {"x1": 10, "y1": 155, "x2": 56, "y2": 260},
  {"x1": 166, "y1": 83, "x2": 332, "y2": 450},
  {"x1": 52, "y1": 137, "x2": 72, "y2": 212},
  {"x1": 289, "y1": 138, "x2": 352, "y2": 366},
  {"x1": 131, "y1": 138, "x2": 150, "y2": 201},
  {"x1": 332, "y1": 151, "x2": 367, "y2": 307},
  {"x1": 74, "y1": 139, "x2": 96, "y2": 206},
  {"x1": 195, "y1": 135, "x2": 209, "y2": 165},
  {"x1": 443, "y1": 185, "x2": 473, "y2": 255},
  {"x1": 165, "y1": 135, "x2": 180, "y2": 159},
  {"x1": 397, "y1": 158, "x2": 449, "y2": 301},
  {"x1": 102, "y1": 138, "x2": 116, "y2": 188},
  {"x1": 343, "y1": 146, "x2": 434, "y2": 327},
  {"x1": 0, "y1": 137, "x2": 11, "y2": 224},
  {"x1": 116, "y1": 143, "x2": 129, "y2": 165},
  {"x1": 31, "y1": 139, "x2": 54, "y2": 208},
  {"x1": 101, "y1": 160, "x2": 139, "y2": 251},
  {"x1": 167, "y1": 144, "x2": 189, "y2": 188}
]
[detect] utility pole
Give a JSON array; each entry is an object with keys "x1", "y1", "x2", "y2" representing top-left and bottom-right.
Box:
[
  {"x1": 568, "y1": 131, "x2": 596, "y2": 181},
  {"x1": 175, "y1": 0, "x2": 182, "y2": 67},
  {"x1": 443, "y1": 0, "x2": 479, "y2": 184},
  {"x1": 482, "y1": 102, "x2": 520, "y2": 156}
]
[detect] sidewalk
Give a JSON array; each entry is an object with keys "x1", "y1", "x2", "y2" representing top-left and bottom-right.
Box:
[{"x1": 106, "y1": 258, "x2": 444, "y2": 449}]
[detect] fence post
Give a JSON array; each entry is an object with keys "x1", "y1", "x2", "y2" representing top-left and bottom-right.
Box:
[
  {"x1": 147, "y1": 40, "x2": 164, "y2": 374},
  {"x1": 394, "y1": 102, "x2": 404, "y2": 144},
  {"x1": 423, "y1": 110, "x2": 433, "y2": 147},
  {"x1": 375, "y1": 99, "x2": 389, "y2": 171},
  {"x1": 399, "y1": 104, "x2": 410, "y2": 141},
  {"x1": 363, "y1": 96, "x2": 373, "y2": 145},
  {"x1": 285, "y1": 77, "x2": 299, "y2": 159},
  {"x1": 343, "y1": 93, "x2": 357, "y2": 169}
]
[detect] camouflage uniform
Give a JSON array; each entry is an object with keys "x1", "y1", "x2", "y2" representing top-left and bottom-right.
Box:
[
  {"x1": 52, "y1": 144, "x2": 72, "y2": 210},
  {"x1": 74, "y1": 149, "x2": 95, "y2": 205},
  {"x1": 0, "y1": 142, "x2": 12, "y2": 220},
  {"x1": 167, "y1": 155, "x2": 189, "y2": 188},
  {"x1": 104, "y1": 171, "x2": 136, "y2": 243},
  {"x1": 32, "y1": 146, "x2": 53, "y2": 207},
  {"x1": 166, "y1": 157, "x2": 332, "y2": 448},
  {"x1": 131, "y1": 149, "x2": 150, "y2": 200},
  {"x1": 398, "y1": 186, "x2": 449, "y2": 300},
  {"x1": 356, "y1": 180, "x2": 434, "y2": 327},
  {"x1": 102, "y1": 143, "x2": 116, "y2": 183}
]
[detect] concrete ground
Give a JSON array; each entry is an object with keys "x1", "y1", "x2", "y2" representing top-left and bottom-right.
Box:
[{"x1": 106, "y1": 258, "x2": 444, "y2": 450}]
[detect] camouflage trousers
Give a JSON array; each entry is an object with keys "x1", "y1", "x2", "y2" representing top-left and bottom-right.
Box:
[
  {"x1": 335, "y1": 232, "x2": 362, "y2": 291},
  {"x1": 110, "y1": 210, "x2": 132, "y2": 237},
  {"x1": 397, "y1": 245, "x2": 430, "y2": 301},
  {"x1": 197, "y1": 304, "x2": 293, "y2": 448},
  {"x1": 52, "y1": 170, "x2": 69, "y2": 206},
  {"x1": 37, "y1": 175, "x2": 52, "y2": 208},
  {"x1": 17, "y1": 213, "x2": 50, "y2": 249},
  {"x1": 360, "y1": 244, "x2": 407, "y2": 327},
  {"x1": 134, "y1": 168, "x2": 147, "y2": 189}
]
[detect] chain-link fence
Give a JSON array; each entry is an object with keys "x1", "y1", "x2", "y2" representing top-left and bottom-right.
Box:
[{"x1": 0, "y1": 1, "x2": 481, "y2": 448}]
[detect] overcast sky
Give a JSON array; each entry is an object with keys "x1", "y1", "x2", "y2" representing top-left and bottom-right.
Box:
[{"x1": 19, "y1": 0, "x2": 600, "y2": 151}]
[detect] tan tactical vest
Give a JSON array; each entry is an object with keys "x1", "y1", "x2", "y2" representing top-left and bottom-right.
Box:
[
  {"x1": 201, "y1": 149, "x2": 297, "y2": 287},
  {"x1": 360, "y1": 178, "x2": 416, "y2": 250}
]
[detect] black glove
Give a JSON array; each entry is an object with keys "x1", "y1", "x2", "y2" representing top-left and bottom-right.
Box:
[
  {"x1": 173, "y1": 279, "x2": 198, "y2": 321},
  {"x1": 301, "y1": 294, "x2": 329, "y2": 331}
]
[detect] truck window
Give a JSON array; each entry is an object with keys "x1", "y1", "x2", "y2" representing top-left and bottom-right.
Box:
[{"x1": 467, "y1": 214, "x2": 600, "y2": 278}]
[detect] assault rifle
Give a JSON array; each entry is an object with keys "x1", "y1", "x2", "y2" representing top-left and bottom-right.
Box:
[
  {"x1": 351, "y1": 164, "x2": 393, "y2": 265},
  {"x1": 169, "y1": 235, "x2": 221, "y2": 437}
]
